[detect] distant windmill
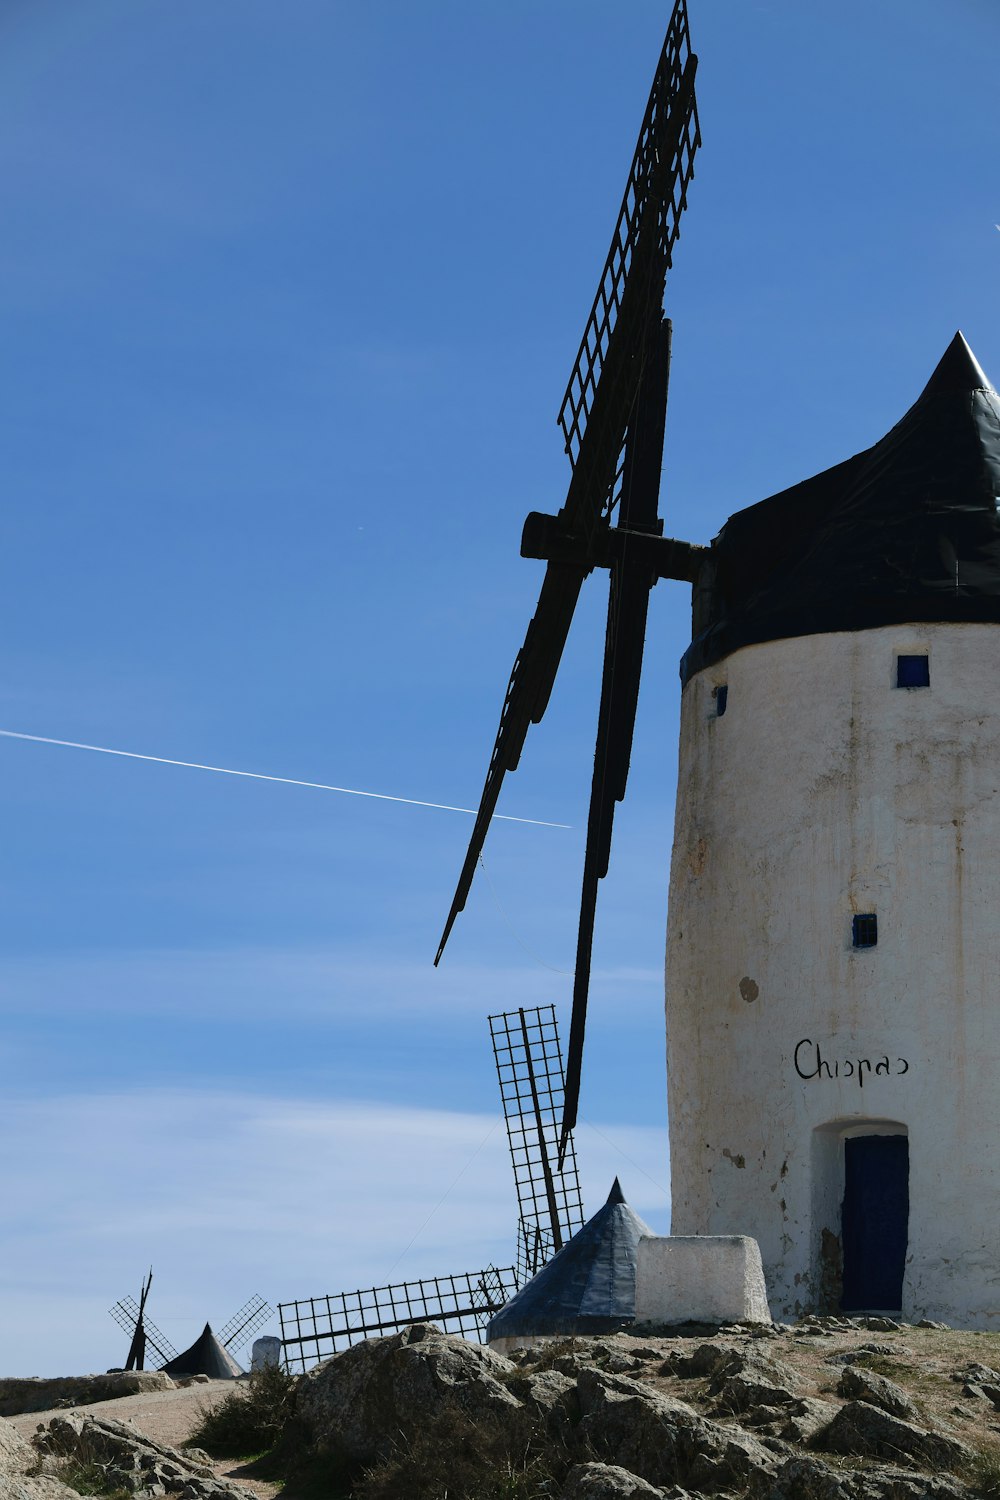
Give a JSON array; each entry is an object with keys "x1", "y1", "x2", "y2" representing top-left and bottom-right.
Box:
[
  {"x1": 110, "y1": 1283, "x2": 273, "y2": 1371},
  {"x1": 278, "y1": 1004, "x2": 583, "y2": 1368},
  {"x1": 109, "y1": 1270, "x2": 177, "y2": 1371},
  {"x1": 435, "y1": 0, "x2": 702, "y2": 1158}
]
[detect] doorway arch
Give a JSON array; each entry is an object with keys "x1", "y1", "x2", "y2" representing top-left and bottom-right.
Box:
[{"x1": 811, "y1": 1120, "x2": 909, "y2": 1314}]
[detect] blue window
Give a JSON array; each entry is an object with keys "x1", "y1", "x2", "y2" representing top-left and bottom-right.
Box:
[
  {"x1": 897, "y1": 654, "x2": 929, "y2": 688},
  {"x1": 715, "y1": 685, "x2": 728, "y2": 717},
  {"x1": 852, "y1": 914, "x2": 878, "y2": 949}
]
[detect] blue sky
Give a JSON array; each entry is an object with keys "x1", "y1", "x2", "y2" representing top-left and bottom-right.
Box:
[{"x1": 1, "y1": 0, "x2": 997, "y2": 1375}]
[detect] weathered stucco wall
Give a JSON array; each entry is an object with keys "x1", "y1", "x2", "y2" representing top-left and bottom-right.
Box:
[{"x1": 665, "y1": 622, "x2": 1000, "y2": 1327}]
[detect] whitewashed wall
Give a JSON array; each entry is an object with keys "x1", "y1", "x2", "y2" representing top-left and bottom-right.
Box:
[{"x1": 665, "y1": 622, "x2": 1000, "y2": 1327}]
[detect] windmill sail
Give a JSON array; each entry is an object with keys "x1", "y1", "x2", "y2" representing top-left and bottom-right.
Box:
[
  {"x1": 437, "y1": 2, "x2": 702, "y2": 1145},
  {"x1": 109, "y1": 1271, "x2": 178, "y2": 1370},
  {"x1": 489, "y1": 1004, "x2": 585, "y2": 1281},
  {"x1": 562, "y1": 318, "x2": 676, "y2": 1155},
  {"x1": 217, "y1": 1294, "x2": 274, "y2": 1352},
  {"x1": 124, "y1": 1269, "x2": 152, "y2": 1372},
  {"x1": 556, "y1": 10, "x2": 699, "y2": 522},
  {"x1": 278, "y1": 1266, "x2": 517, "y2": 1371}
]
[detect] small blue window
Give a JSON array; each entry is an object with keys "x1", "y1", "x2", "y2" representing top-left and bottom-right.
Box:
[
  {"x1": 715, "y1": 685, "x2": 728, "y2": 717},
  {"x1": 897, "y1": 654, "x2": 929, "y2": 688},
  {"x1": 852, "y1": 913, "x2": 878, "y2": 949}
]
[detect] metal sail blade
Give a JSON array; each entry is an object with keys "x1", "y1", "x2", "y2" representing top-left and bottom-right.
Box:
[
  {"x1": 110, "y1": 1293, "x2": 178, "y2": 1368},
  {"x1": 124, "y1": 1268, "x2": 153, "y2": 1372},
  {"x1": 560, "y1": 566, "x2": 652, "y2": 1157},
  {"x1": 437, "y1": 0, "x2": 698, "y2": 966},
  {"x1": 435, "y1": 559, "x2": 587, "y2": 964},
  {"x1": 489, "y1": 1004, "x2": 585, "y2": 1283},
  {"x1": 558, "y1": 0, "x2": 699, "y2": 535},
  {"x1": 560, "y1": 323, "x2": 672, "y2": 1157}
]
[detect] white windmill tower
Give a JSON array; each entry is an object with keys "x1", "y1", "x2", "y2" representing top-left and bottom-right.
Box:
[
  {"x1": 666, "y1": 332, "x2": 1000, "y2": 1326},
  {"x1": 435, "y1": 0, "x2": 999, "y2": 1328}
]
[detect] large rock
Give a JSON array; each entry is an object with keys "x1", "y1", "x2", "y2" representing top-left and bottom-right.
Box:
[
  {"x1": 750, "y1": 1454, "x2": 969, "y2": 1500},
  {"x1": 836, "y1": 1365, "x2": 919, "y2": 1422},
  {"x1": 559, "y1": 1462, "x2": 683, "y2": 1498},
  {"x1": 0, "y1": 1373, "x2": 174, "y2": 1418},
  {"x1": 820, "y1": 1400, "x2": 970, "y2": 1472},
  {"x1": 952, "y1": 1362, "x2": 1000, "y2": 1386},
  {"x1": 711, "y1": 1351, "x2": 802, "y2": 1413},
  {"x1": 667, "y1": 1341, "x2": 744, "y2": 1380},
  {"x1": 295, "y1": 1322, "x2": 522, "y2": 1464},
  {"x1": 780, "y1": 1397, "x2": 840, "y2": 1444},
  {"x1": 748, "y1": 1455, "x2": 854, "y2": 1500},
  {"x1": 577, "y1": 1367, "x2": 775, "y2": 1494},
  {"x1": 859, "y1": 1472, "x2": 969, "y2": 1500},
  {"x1": 36, "y1": 1415, "x2": 242, "y2": 1500},
  {"x1": 0, "y1": 1418, "x2": 80, "y2": 1500},
  {"x1": 1, "y1": 1476, "x2": 73, "y2": 1500},
  {"x1": 504, "y1": 1368, "x2": 579, "y2": 1441},
  {"x1": 0, "y1": 1424, "x2": 32, "y2": 1475}
]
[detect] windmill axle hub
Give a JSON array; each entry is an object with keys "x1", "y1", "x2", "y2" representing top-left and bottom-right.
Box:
[{"x1": 520, "y1": 510, "x2": 703, "y2": 583}]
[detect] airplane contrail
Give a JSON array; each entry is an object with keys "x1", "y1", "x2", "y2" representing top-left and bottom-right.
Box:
[{"x1": 0, "y1": 729, "x2": 569, "y2": 828}]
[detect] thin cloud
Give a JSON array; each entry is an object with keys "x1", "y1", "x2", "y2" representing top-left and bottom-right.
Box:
[{"x1": 0, "y1": 946, "x2": 663, "y2": 1022}]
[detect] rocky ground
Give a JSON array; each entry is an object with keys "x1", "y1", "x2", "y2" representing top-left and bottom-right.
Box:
[
  {"x1": 3, "y1": 1317, "x2": 1000, "y2": 1499},
  {"x1": 0, "y1": 1381, "x2": 275, "y2": 1500}
]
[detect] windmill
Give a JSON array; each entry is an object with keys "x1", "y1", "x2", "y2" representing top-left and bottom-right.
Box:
[
  {"x1": 278, "y1": 1003, "x2": 582, "y2": 1368},
  {"x1": 109, "y1": 1270, "x2": 177, "y2": 1371},
  {"x1": 110, "y1": 1283, "x2": 273, "y2": 1371},
  {"x1": 435, "y1": 0, "x2": 702, "y2": 1155}
]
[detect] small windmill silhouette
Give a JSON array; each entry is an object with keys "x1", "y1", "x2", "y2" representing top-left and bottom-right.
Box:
[
  {"x1": 109, "y1": 1269, "x2": 175, "y2": 1371},
  {"x1": 110, "y1": 1278, "x2": 272, "y2": 1372}
]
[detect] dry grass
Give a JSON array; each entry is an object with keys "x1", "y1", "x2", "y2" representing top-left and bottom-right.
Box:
[
  {"x1": 37, "y1": 1431, "x2": 133, "y2": 1500},
  {"x1": 968, "y1": 1440, "x2": 1000, "y2": 1499},
  {"x1": 353, "y1": 1409, "x2": 569, "y2": 1500}
]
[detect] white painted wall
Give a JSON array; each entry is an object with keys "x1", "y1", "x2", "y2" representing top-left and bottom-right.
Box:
[
  {"x1": 634, "y1": 1235, "x2": 771, "y2": 1325},
  {"x1": 665, "y1": 623, "x2": 1000, "y2": 1327}
]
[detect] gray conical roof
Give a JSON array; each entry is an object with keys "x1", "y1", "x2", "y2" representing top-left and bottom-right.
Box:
[
  {"x1": 161, "y1": 1322, "x2": 242, "y2": 1379},
  {"x1": 682, "y1": 332, "x2": 1000, "y2": 683},
  {"x1": 487, "y1": 1179, "x2": 653, "y2": 1341}
]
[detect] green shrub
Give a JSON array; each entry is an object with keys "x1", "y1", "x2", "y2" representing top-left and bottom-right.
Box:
[
  {"x1": 60, "y1": 1459, "x2": 132, "y2": 1500},
  {"x1": 187, "y1": 1363, "x2": 298, "y2": 1459}
]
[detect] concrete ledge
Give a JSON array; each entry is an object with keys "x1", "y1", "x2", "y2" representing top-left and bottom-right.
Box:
[{"x1": 634, "y1": 1235, "x2": 771, "y2": 1326}]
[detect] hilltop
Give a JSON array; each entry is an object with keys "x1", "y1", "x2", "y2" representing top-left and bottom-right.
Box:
[{"x1": 4, "y1": 1318, "x2": 1000, "y2": 1499}]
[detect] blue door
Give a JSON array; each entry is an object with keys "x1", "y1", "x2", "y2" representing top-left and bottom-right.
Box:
[{"x1": 840, "y1": 1134, "x2": 908, "y2": 1312}]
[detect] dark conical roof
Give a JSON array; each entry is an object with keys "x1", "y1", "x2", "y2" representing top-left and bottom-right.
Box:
[
  {"x1": 682, "y1": 332, "x2": 1000, "y2": 683},
  {"x1": 161, "y1": 1322, "x2": 242, "y2": 1379},
  {"x1": 487, "y1": 1179, "x2": 653, "y2": 1342},
  {"x1": 919, "y1": 331, "x2": 991, "y2": 396}
]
